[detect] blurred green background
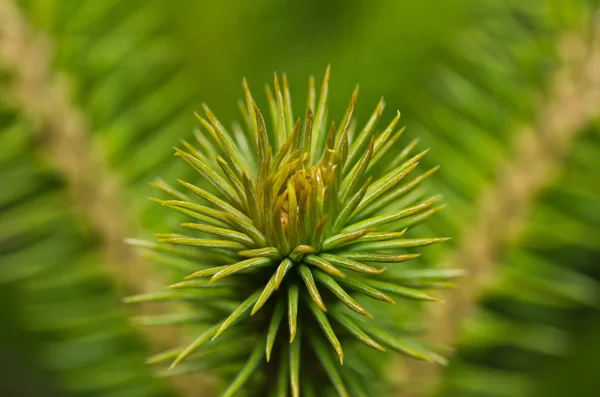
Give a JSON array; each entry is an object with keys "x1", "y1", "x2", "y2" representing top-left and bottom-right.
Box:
[{"x1": 1, "y1": 0, "x2": 600, "y2": 396}]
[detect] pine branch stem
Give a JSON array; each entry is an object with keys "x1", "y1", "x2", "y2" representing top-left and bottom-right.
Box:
[
  {"x1": 407, "y1": 24, "x2": 600, "y2": 396},
  {"x1": 0, "y1": 3, "x2": 214, "y2": 396}
]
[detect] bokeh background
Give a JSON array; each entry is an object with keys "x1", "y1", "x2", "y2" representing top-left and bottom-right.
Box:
[{"x1": 1, "y1": 0, "x2": 600, "y2": 396}]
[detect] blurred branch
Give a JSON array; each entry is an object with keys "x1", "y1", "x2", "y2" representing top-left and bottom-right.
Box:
[
  {"x1": 0, "y1": 0, "x2": 148, "y2": 293},
  {"x1": 409, "y1": 21, "x2": 600, "y2": 396},
  {"x1": 0, "y1": 2, "x2": 215, "y2": 396}
]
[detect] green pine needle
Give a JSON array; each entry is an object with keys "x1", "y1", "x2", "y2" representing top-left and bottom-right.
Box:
[{"x1": 126, "y1": 67, "x2": 456, "y2": 396}]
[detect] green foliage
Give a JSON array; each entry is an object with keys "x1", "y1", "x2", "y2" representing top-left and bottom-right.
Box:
[
  {"x1": 438, "y1": 125, "x2": 600, "y2": 397},
  {"x1": 397, "y1": 1, "x2": 600, "y2": 396},
  {"x1": 2, "y1": 0, "x2": 600, "y2": 396},
  {"x1": 127, "y1": 69, "x2": 452, "y2": 396},
  {"x1": 0, "y1": 71, "x2": 172, "y2": 397}
]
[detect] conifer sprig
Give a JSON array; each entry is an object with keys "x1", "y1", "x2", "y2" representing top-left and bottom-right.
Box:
[{"x1": 126, "y1": 67, "x2": 454, "y2": 396}]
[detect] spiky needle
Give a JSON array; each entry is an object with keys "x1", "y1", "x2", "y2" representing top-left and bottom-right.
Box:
[{"x1": 126, "y1": 67, "x2": 456, "y2": 397}]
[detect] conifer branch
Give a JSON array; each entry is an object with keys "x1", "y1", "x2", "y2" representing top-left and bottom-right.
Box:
[
  {"x1": 0, "y1": 2, "x2": 212, "y2": 396},
  {"x1": 410, "y1": 24, "x2": 600, "y2": 396}
]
